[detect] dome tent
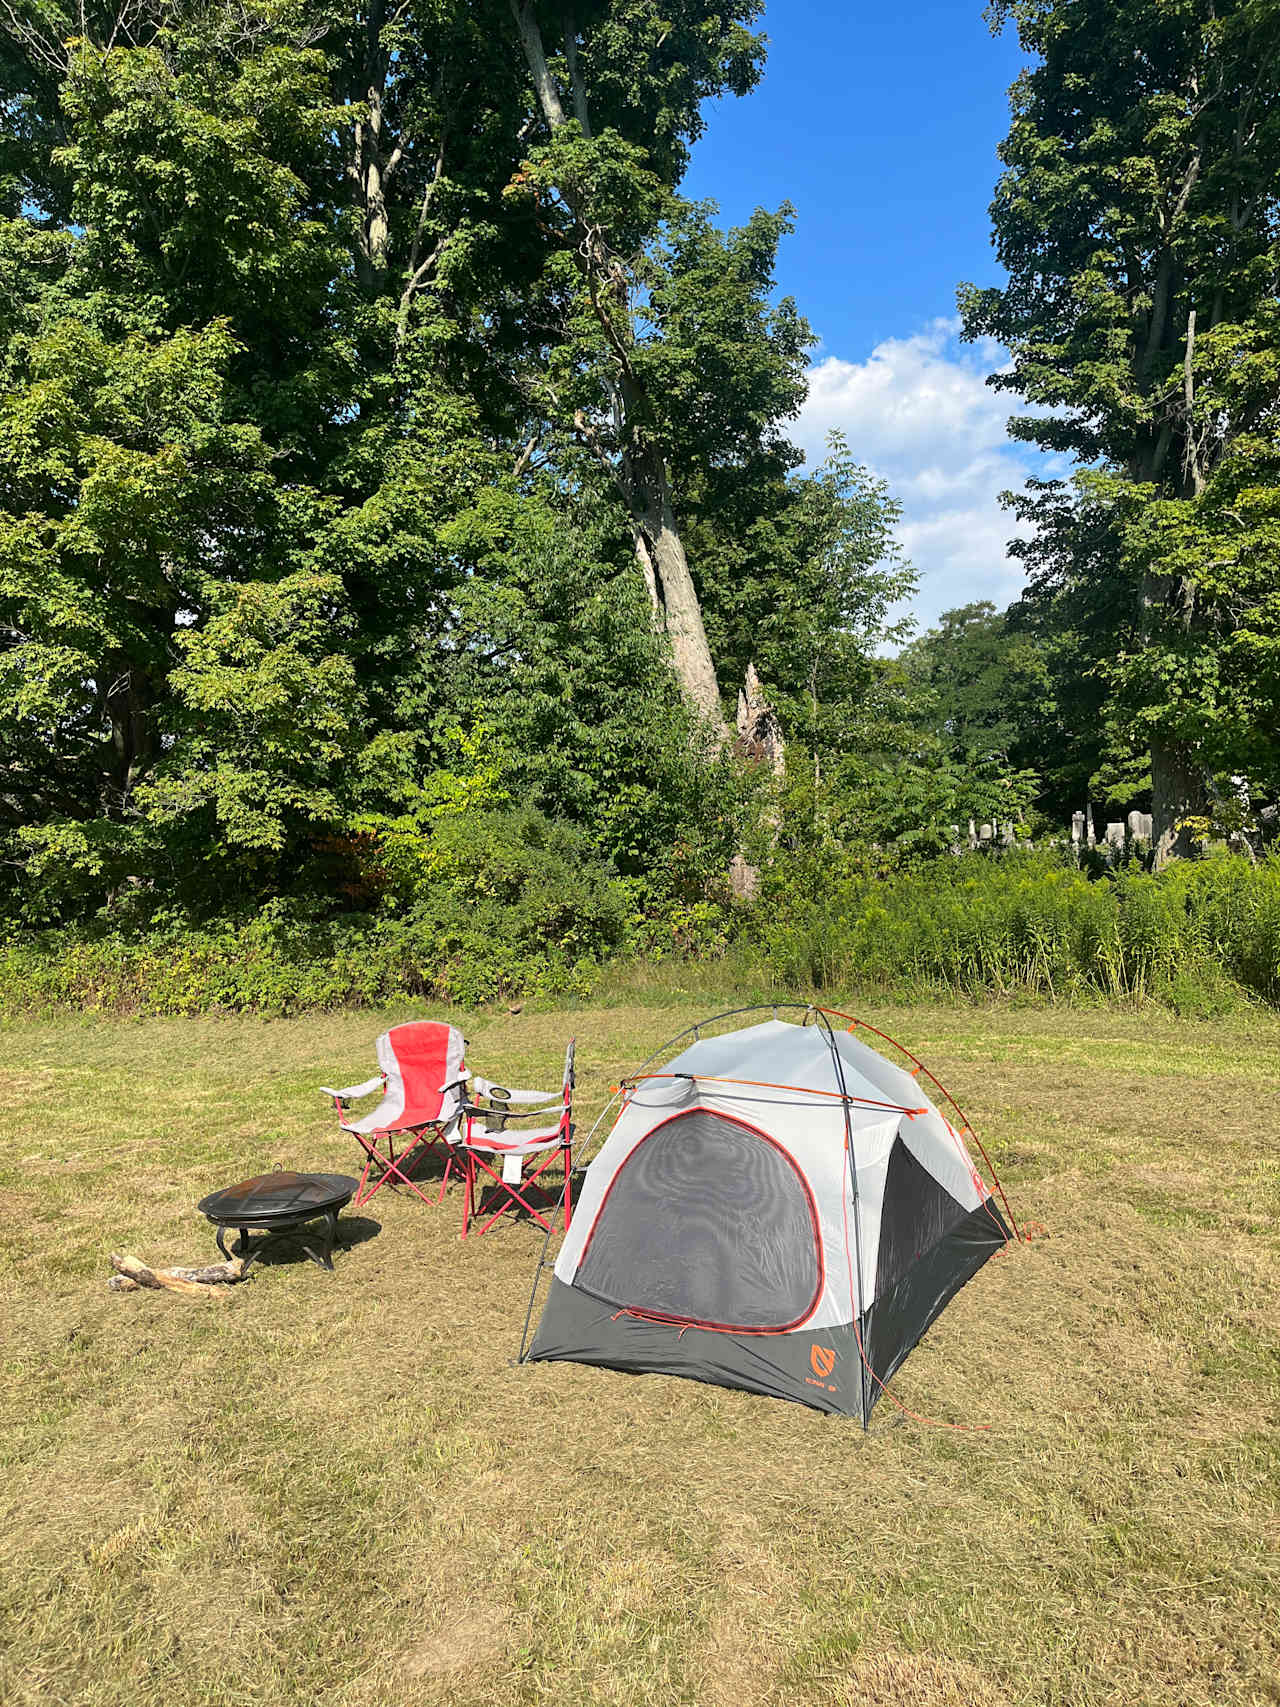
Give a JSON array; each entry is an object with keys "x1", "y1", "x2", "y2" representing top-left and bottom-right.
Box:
[{"x1": 522, "y1": 1006, "x2": 1014, "y2": 1423}]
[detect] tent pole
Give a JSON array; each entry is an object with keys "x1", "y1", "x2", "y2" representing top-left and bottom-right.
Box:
[{"x1": 818, "y1": 1012, "x2": 870, "y2": 1429}]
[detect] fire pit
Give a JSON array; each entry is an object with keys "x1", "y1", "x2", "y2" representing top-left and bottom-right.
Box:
[{"x1": 196, "y1": 1170, "x2": 359, "y2": 1272}]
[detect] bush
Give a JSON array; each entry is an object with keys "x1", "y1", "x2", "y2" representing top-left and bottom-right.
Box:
[
  {"x1": 4, "y1": 841, "x2": 1279, "y2": 1018},
  {"x1": 749, "y1": 848, "x2": 1280, "y2": 1007},
  {"x1": 0, "y1": 809, "x2": 634, "y2": 1015}
]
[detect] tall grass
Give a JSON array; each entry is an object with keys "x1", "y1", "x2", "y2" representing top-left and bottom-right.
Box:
[{"x1": 751, "y1": 851, "x2": 1280, "y2": 1010}]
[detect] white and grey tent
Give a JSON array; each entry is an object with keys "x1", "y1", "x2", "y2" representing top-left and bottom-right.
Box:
[{"x1": 522, "y1": 1007, "x2": 1014, "y2": 1423}]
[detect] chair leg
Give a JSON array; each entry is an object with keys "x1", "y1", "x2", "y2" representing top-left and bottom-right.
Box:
[
  {"x1": 460, "y1": 1152, "x2": 474, "y2": 1239},
  {"x1": 439, "y1": 1139, "x2": 470, "y2": 1205},
  {"x1": 467, "y1": 1150, "x2": 558, "y2": 1237},
  {"x1": 353, "y1": 1136, "x2": 382, "y2": 1208},
  {"x1": 353, "y1": 1129, "x2": 444, "y2": 1209}
]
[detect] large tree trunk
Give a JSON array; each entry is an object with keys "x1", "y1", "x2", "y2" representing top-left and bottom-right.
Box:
[
  {"x1": 509, "y1": 1, "x2": 727, "y2": 734},
  {"x1": 102, "y1": 647, "x2": 163, "y2": 818},
  {"x1": 1150, "y1": 733, "x2": 1207, "y2": 869},
  {"x1": 635, "y1": 479, "x2": 725, "y2": 730}
]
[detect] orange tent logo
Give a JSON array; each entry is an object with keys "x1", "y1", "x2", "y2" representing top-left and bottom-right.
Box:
[{"x1": 810, "y1": 1345, "x2": 836, "y2": 1379}]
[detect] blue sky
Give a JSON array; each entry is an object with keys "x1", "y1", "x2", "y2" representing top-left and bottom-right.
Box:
[{"x1": 683, "y1": 2, "x2": 1060, "y2": 635}]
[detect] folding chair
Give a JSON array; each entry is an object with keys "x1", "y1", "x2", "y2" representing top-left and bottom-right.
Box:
[
  {"x1": 321, "y1": 1022, "x2": 468, "y2": 1208},
  {"x1": 459, "y1": 1039, "x2": 575, "y2": 1238}
]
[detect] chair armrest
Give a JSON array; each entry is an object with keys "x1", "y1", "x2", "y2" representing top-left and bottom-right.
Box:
[
  {"x1": 459, "y1": 1101, "x2": 563, "y2": 1139},
  {"x1": 463, "y1": 1104, "x2": 564, "y2": 1135},
  {"x1": 320, "y1": 1076, "x2": 384, "y2": 1104},
  {"x1": 470, "y1": 1075, "x2": 556, "y2": 1104}
]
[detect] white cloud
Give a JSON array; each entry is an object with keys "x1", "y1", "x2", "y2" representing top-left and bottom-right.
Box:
[{"x1": 795, "y1": 317, "x2": 1062, "y2": 639}]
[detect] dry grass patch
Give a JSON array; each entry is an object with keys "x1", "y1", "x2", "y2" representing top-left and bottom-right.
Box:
[{"x1": 1, "y1": 998, "x2": 1278, "y2": 1706}]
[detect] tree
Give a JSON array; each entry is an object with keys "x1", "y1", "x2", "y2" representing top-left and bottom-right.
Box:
[
  {"x1": 0, "y1": 0, "x2": 901, "y2": 929},
  {"x1": 962, "y1": 0, "x2": 1280, "y2": 862},
  {"x1": 901, "y1": 603, "x2": 1025, "y2": 761},
  {"x1": 1000, "y1": 480, "x2": 1137, "y2": 820},
  {"x1": 900, "y1": 601, "x2": 1046, "y2": 816},
  {"x1": 502, "y1": 0, "x2": 790, "y2": 728}
]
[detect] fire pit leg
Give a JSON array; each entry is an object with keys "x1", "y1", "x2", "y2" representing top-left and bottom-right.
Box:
[
  {"x1": 298, "y1": 1208, "x2": 339, "y2": 1271},
  {"x1": 215, "y1": 1224, "x2": 261, "y2": 1271}
]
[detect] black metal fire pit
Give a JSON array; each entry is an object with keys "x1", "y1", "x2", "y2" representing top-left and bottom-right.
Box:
[{"x1": 197, "y1": 1170, "x2": 359, "y2": 1272}]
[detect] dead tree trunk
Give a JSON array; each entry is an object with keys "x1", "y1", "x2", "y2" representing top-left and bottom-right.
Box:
[{"x1": 728, "y1": 663, "x2": 785, "y2": 898}]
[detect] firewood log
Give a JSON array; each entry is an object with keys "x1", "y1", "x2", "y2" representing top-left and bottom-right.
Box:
[
  {"x1": 162, "y1": 1258, "x2": 247, "y2": 1284},
  {"x1": 108, "y1": 1251, "x2": 236, "y2": 1300}
]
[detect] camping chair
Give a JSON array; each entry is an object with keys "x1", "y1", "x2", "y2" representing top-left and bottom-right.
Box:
[
  {"x1": 459, "y1": 1040, "x2": 575, "y2": 1238},
  {"x1": 321, "y1": 1022, "x2": 468, "y2": 1208}
]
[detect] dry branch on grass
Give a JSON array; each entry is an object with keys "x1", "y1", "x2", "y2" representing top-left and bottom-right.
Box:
[{"x1": 107, "y1": 1250, "x2": 246, "y2": 1299}]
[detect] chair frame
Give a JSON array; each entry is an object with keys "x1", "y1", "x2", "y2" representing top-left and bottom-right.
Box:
[
  {"x1": 459, "y1": 1040, "x2": 575, "y2": 1238},
  {"x1": 347, "y1": 1114, "x2": 463, "y2": 1210}
]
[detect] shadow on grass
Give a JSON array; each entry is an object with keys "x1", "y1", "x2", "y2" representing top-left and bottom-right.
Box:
[{"x1": 238, "y1": 1212, "x2": 382, "y2": 1270}]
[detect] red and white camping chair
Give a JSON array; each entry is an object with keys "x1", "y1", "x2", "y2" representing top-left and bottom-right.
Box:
[
  {"x1": 458, "y1": 1039, "x2": 575, "y2": 1238},
  {"x1": 321, "y1": 1022, "x2": 468, "y2": 1209}
]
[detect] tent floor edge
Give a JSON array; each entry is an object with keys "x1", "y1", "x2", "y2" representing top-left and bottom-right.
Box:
[{"x1": 528, "y1": 1277, "x2": 865, "y2": 1418}]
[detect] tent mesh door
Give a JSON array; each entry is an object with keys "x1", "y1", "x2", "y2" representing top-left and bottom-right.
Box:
[{"x1": 574, "y1": 1108, "x2": 822, "y2": 1331}]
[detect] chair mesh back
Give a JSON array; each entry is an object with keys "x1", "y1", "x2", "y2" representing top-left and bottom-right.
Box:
[{"x1": 575, "y1": 1109, "x2": 821, "y2": 1330}]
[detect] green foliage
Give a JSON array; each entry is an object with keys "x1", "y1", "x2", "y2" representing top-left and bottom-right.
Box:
[
  {"x1": 394, "y1": 807, "x2": 633, "y2": 1003},
  {"x1": 0, "y1": 0, "x2": 821, "y2": 925},
  {"x1": 899, "y1": 601, "x2": 1047, "y2": 820},
  {"x1": 5, "y1": 0, "x2": 1276, "y2": 1014},
  {"x1": 1, "y1": 807, "x2": 634, "y2": 1014},
  {"x1": 9, "y1": 849, "x2": 1278, "y2": 1016},
  {"x1": 751, "y1": 849, "x2": 1280, "y2": 1008},
  {"x1": 698, "y1": 430, "x2": 913, "y2": 715},
  {"x1": 962, "y1": 0, "x2": 1280, "y2": 833}
]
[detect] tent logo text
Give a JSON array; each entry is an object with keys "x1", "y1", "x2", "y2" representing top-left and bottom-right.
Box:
[{"x1": 809, "y1": 1345, "x2": 836, "y2": 1379}]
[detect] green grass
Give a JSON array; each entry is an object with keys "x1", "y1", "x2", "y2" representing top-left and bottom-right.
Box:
[{"x1": 1, "y1": 996, "x2": 1278, "y2": 1705}]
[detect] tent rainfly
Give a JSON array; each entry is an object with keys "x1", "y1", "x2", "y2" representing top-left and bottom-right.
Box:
[{"x1": 522, "y1": 1009, "x2": 1013, "y2": 1423}]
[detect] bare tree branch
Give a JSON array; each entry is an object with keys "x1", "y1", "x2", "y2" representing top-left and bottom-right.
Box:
[
  {"x1": 512, "y1": 433, "x2": 540, "y2": 478},
  {"x1": 395, "y1": 135, "x2": 449, "y2": 346}
]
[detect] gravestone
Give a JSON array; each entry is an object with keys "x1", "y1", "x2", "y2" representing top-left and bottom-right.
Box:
[{"x1": 1127, "y1": 810, "x2": 1153, "y2": 841}]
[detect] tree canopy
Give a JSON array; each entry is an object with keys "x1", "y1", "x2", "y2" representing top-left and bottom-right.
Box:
[
  {"x1": 3, "y1": 0, "x2": 1278, "y2": 944},
  {"x1": 962, "y1": 0, "x2": 1280, "y2": 861},
  {"x1": 0, "y1": 0, "x2": 924, "y2": 927}
]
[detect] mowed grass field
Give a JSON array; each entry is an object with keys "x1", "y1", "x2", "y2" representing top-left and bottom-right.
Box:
[{"x1": 1, "y1": 998, "x2": 1278, "y2": 1707}]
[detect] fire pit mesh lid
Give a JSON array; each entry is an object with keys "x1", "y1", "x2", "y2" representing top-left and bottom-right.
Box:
[{"x1": 197, "y1": 1171, "x2": 356, "y2": 1222}]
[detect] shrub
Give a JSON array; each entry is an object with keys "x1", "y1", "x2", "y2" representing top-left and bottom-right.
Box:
[
  {"x1": 0, "y1": 809, "x2": 634, "y2": 1015},
  {"x1": 749, "y1": 848, "x2": 1280, "y2": 1006},
  {"x1": 4, "y1": 843, "x2": 1279, "y2": 1017}
]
